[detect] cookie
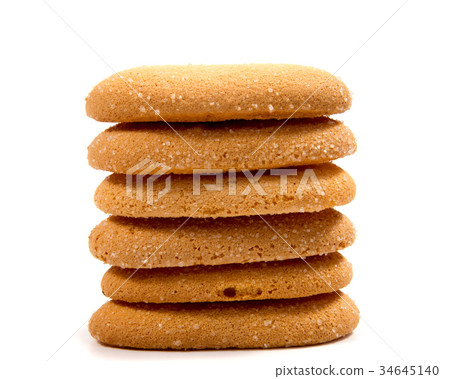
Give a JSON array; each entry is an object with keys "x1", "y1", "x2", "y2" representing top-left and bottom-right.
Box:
[
  {"x1": 88, "y1": 117, "x2": 356, "y2": 174},
  {"x1": 85, "y1": 64, "x2": 351, "y2": 122},
  {"x1": 94, "y1": 162, "x2": 356, "y2": 218},
  {"x1": 89, "y1": 291, "x2": 359, "y2": 349},
  {"x1": 89, "y1": 209, "x2": 355, "y2": 268},
  {"x1": 101, "y1": 253, "x2": 352, "y2": 303}
]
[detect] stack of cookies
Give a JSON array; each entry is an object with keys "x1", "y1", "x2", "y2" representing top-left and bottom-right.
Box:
[{"x1": 86, "y1": 64, "x2": 359, "y2": 350}]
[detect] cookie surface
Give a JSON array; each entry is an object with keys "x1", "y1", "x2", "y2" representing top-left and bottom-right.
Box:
[
  {"x1": 101, "y1": 253, "x2": 352, "y2": 303},
  {"x1": 88, "y1": 118, "x2": 356, "y2": 174},
  {"x1": 94, "y1": 163, "x2": 356, "y2": 218},
  {"x1": 90, "y1": 209, "x2": 355, "y2": 268},
  {"x1": 86, "y1": 64, "x2": 351, "y2": 122},
  {"x1": 89, "y1": 291, "x2": 359, "y2": 349}
]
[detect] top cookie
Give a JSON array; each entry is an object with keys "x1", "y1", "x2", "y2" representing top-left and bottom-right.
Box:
[{"x1": 86, "y1": 64, "x2": 351, "y2": 122}]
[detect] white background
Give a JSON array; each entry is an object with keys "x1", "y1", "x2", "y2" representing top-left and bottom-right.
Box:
[{"x1": 1, "y1": 0, "x2": 449, "y2": 377}]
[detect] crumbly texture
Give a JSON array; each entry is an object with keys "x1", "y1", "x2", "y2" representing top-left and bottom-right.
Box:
[
  {"x1": 94, "y1": 162, "x2": 356, "y2": 218},
  {"x1": 89, "y1": 209, "x2": 355, "y2": 268},
  {"x1": 88, "y1": 117, "x2": 356, "y2": 174},
  {"x1": 85, "y1": 64, "x2": 352, "y2": 122},
  {"x1": 101, "y1": 253, "x2": 352, "y2": 303},
  {"x1": 88, "y1": 291, "x2": 359, "y2": 350}
]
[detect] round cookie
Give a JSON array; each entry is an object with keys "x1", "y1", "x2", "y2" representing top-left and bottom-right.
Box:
[
  {"x1": 88, "y1": 118, "x2": 356, "y2": 174},
  {"x1": 94, "y1": 162, "x2": 356, "y2": 218},
  {"x1": 89, "y1": 291, "x2": 359, "y2": 349},
  {"x1": 101, "y1": 253, "x2": 352, "y2": 303},
  {"x1": 85, "y1": 64, "x2": 352, "y2": 122},
  {"x1": 89, "y1": 209, "x2": 355, "y2": 268}
]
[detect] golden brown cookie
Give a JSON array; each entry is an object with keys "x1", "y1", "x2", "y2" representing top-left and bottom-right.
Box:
[
  {"x1": 88, "y1": 118, "x2": 356, "y2": 174},
  {"x1": 94, "y1": 163, "x2": 356, "y2": 218},
  {"x1": 89, "y1": 291, "x2": 359, "y2": 349},
  {"x1": 89, "y1": 209, "x2": 355, "y2": 268},
  {"x1": 101, "y1": 253, "x2": 352, "y2": 303},
  {"x1": 86, "y1": 64, "x2": 351, "y2": 122}
]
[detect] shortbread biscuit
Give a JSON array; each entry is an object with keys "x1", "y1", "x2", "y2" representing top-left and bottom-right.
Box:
[
  {"x1": 88, "y1": 118, "x2": 356, "y2": 174},
  {"x1": 89, "y1": 209, "x2": 355, "y2": 268},
  {"x1": 89, "y1": 291, "x2": 359, "y2": 349},
  {"x1": 101, "y1": 253, "x2": 352, "y2": 303},
  {"x1": 86, "y1": 64, "x2": 351, "y2": 122},
  {"x1": 94, "y1": 163, "x2": 356, "y2": 218}
]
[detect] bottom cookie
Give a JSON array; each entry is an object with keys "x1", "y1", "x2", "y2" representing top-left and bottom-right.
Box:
[{"x1": 89, "y1": 291, "x2": 359, "y2": 350}]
